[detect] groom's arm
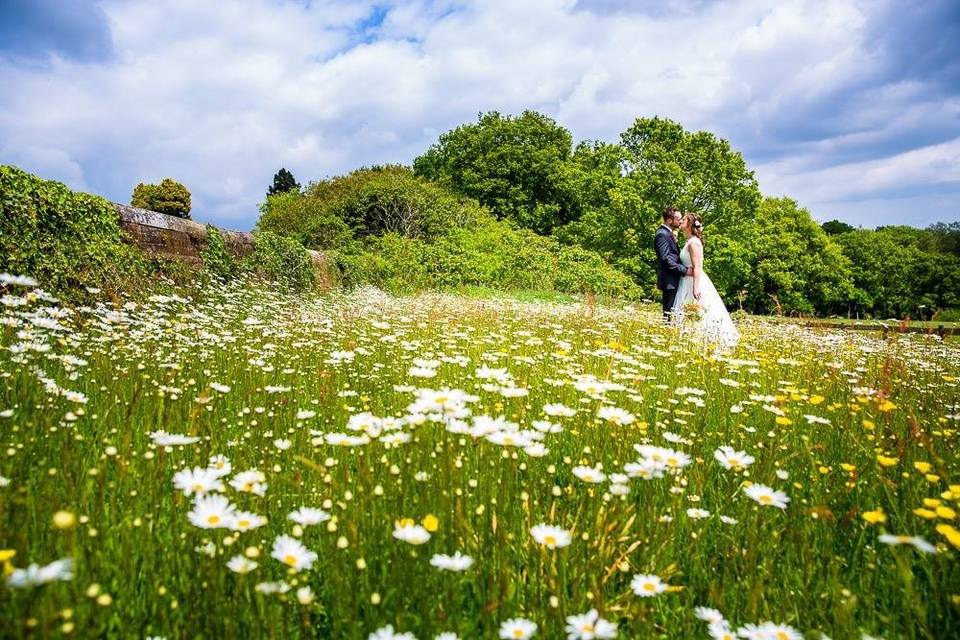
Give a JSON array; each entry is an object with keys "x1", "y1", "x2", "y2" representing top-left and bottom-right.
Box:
[{"x1": 654, "y1": 232, "x2": 690, "y2": 277}]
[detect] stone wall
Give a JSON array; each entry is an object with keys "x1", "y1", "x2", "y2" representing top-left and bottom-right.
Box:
[{"x1": 113, "y1": 203, "x2": 329, "y2": 274}]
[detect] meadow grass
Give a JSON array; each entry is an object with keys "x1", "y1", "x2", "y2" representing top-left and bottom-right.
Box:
[{"x1": 1, "y1": 278, "x2": 958, "y2": 639}]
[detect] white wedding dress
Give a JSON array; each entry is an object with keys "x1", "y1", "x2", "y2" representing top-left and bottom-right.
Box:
[{"x1": 672, "y1": 237, "x2": 740, "y2": 348}]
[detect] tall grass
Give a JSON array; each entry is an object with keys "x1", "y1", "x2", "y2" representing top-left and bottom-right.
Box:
[{"x1": 0, "y1": 278, "x2": 957, "y2": 639}]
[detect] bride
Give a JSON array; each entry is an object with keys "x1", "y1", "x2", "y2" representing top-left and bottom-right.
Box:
[{"x1": 672, "y1": 212, "x2": 740, "y2": 348}]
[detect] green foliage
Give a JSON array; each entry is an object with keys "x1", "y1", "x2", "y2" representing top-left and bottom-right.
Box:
[
  {"x1": 619, "y1": 116, "x2": 762, "y2": 230},
  {"x1": 741, "y1": 198, "x2": 854, "y2": 315},
  {"x1": 835, "y1": 227, "x2": 960, "y2": 319},
  {"x1": 821, "y1": 219, "x2": 855, "y2": 235},
  {"x1": 0, "y1": 164, "x2": 157, "y2": 300},
  {"x1": 201, "y1": 225, "x2": 236, "y2": 279},
  {"x1": 243, "y1": 230, "x2": 316, "y2": 291},
  {"x1": 257, "y1": 190, "x2": 354, "y2": 250},
  {"x1": 131, "y1": 178, "x2": 192, "y2": 218},
  {"x1": 333, "y1": 218, "x2": 642, "y2": 300},
  {"x1": 267, "y1": 167, "x2": 301, "y2": 197},
  {"x1": 259, "y1": 166, "x2": 483, "y2": 246},
  {"x1": 414, "y1": 111, "x2": 577, "y2": 234}
]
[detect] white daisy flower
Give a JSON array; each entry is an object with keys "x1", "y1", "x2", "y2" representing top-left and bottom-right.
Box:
[
  {"x1": 499, "y1": 618, "x2": 537, "y2": 639},
  {"x1": 743, "y1": 484, "x2": 790, "y2": 509},
  {"x1": 630, "y1": 573, "x2": 667, "y2": 597},
  {"x1": 393, "y1": 522, "x2": 431, "y2": 545},
  {"x1": 430, "y1": 551, "x2": 474, "y2": 571},
  {"x1": 271, "y1": 534, "x2": 318, "y2": 571},
  {"x1": 564, "y1": 608, "x2": 617, "y2": 639},
  {"x1": 288, "y1": 507, "x2": 331, "y2": 527},
  {"x1": 530, "y1": 524, "x2": 571, "y2": 549},
  {"x1": 188, "y1": 494, "x2": 236, "y2": 529}
]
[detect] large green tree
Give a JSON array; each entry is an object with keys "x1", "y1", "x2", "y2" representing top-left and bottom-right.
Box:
[
  {"x1": 741, "y1": 197, "x2": 854, "y2": 315},
  {"x1": 413, "y1": 110, "x2": 577, "y2": 234},
  {"x1": 619, "y1": 117, "x2": 762, "y2": 231}
]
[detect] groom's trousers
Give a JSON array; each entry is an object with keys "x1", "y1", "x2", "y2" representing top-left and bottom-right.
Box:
[{"x1": 661, "y1": 288, "x2": 678, "y2": 322}]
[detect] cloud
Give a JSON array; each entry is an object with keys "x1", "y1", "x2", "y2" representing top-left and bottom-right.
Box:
[
  {"x1": 0, "y1": 0, "x2": 115, "y2": 64},
  {"x1": 0, "y1": 0, "x2": 957, "y2": 229}
]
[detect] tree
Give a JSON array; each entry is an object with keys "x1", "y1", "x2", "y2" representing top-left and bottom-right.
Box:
[
  {"x1": 131, "y1": 178, "x2": 191, "y2": 218},
  {"x1": 741, "y1": 197, "x2": 853, "y2": 315},
  {"x1": 413, "y1": 110, "x2": 577, "y2": 234},
  {"x1": 257, "y1": 165, "x2": 486, "y2": 249},
  {"x1": 821, "y1": 219, "x2": 855, "y2": 235},
  {"x1": 618, "y1": 117, "x2": 761, "y2": 232},
  {"x1": 268, "y1": 168, "x2": 300, "y2": 197}
]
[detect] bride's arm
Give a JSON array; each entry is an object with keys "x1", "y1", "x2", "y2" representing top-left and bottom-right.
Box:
[{"x1": 689, "y1": 241, "x2": 703, "y2": 301}]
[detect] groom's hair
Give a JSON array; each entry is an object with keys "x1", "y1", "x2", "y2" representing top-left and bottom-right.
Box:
[{"x1": 662, "y1": 206, "x2": 680, "y2": 221}]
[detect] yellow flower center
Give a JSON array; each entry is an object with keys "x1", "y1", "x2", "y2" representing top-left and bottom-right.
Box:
[
  {"x1": 193, "y1": 484, "x2": 204, "y2": 492},
  {"x1": 759, "y1": 494, "x2": 773, "y2": 504},
  {"x1": 284, "y1": 554, "x2": 297, "y2": 566},
  {"x1": 513, "y1": 630, "x2": 524, "y2": 639},
  {"x1": 237, "y1": 519, "x2": 250, "y2": 528},
  {"x1": 644, "y1": 582, "x2": 656, "y2": 592},
  {"x1": 544, "y1": 535, "x2": 556, "y2": 546},
  {"x1": 207, "y1": 515, "x2": 220, "y2": 525}
]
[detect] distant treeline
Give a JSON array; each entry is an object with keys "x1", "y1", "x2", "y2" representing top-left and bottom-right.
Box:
[{"x1": 259, "y1": 111, "x2": 959, "y2": 318}]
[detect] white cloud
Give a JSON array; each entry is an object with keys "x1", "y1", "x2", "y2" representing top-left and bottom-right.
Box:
[{"x1": 0, "y1": 0, "x2": 956, "y2": 229}]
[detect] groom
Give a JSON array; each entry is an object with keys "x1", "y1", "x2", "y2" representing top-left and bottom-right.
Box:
[{"x1": 654, "y1": 206, "x2": 693, "y2": 322}]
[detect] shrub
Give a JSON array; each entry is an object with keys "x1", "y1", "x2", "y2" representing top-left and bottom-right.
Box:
[
  {"x1": 131, "y1": 178, "x2": 192, "y2": 218},
  {"x1": 0, "y1": 164, "x2": 157, "y2": 300},
  {"x1": 257, "y1": 190, "x2": 354, "y2": 250},
  {"x1": 243, "y1": 230, "x2": 315, "y2": 291},
  {"x1": 201, "y1": 225, "x2": 236, "y2": 279},
  {"x1": 260, "y1": 166, "x2": 485, "y2": 246}
]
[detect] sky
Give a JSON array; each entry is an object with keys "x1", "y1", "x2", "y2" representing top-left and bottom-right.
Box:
[{"x1": 1, "y1": 0, "x2": 958, "y2": 231}]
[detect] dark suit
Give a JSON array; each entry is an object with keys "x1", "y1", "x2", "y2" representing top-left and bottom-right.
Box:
[{"x1": 654, "y1": 224, "x2": 688, "y2": 321}]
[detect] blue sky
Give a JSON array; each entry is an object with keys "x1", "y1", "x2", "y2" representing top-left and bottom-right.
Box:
[{"x1": 1, "y1": 0, "x2": 957, "y2": 230}]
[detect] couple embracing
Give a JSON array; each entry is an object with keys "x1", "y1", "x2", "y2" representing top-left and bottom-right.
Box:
[{"x1": 654, "y1": 206, "x2": 740, "y2": 348}]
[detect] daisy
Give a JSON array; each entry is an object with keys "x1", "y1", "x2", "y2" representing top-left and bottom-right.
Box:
[
  {"x1": 530, "y1": 524, "x2": 572, "y2": 549},
  {"x1": 226, "y1": 555, "x2": 258, "y2": 574},
  {"x1": 255, "y1": 581, "x2": 290, "y2": 594},
  {"x1": 564, "y1": 608, "x2": 618, "y2": 639},
  {"x1": 273, "y1": 438, "x2": 292, "y2": 450},
  {"x1": 430, "y1": 551, "x2": 474, "y2": 571},
  {"x1": 572, "y1": 466, "x2": 606, "y2": 483},
  {"x1": 687, "y1": 508, "x2": 711, "y2": 519},
  {"x1": 271, "y1": 534, "x2": 318, "y2": 571},
  {"x1": 6, "y1": 558, "x2": 73, "y2": 588},
  {"x1": 743, "y1": 484, "x2": 790, "y2": 509},
  {"x1": 368, "y1": 625, "x2": 417, "y2": 640},
  {"x1": 230, "y1": 470, "x2": 268, "y2": 496},
  {"x1": 736, "y1": 622, "x2": 803, "y2": 640},
  {"x1": 393, "y1": 522, "x2": 431, "y2": 545},
  {"x1": 694, "y1": 607, "x2": 726, "y2": 624},
  {"x1": 499, "y1": 618, "x2": 537, "y2": 639},
  {"x1": 173, "y1": 466, "x2": 225, "y2": 496},
  {"x1": 188, "y1": 494, "x2": 236, "y2": 529},
  {"x1": 713, "y1": 446, "x2": 755, "y2": 470},
  {"x1": 877, "y1": 534, "x2": 937, "y2": 553},
  {"x1": 207, "y1": 455, "x2": 232, "y2": 477},
  {"x1": 150, "y1": 431, "x2": 200, "y2": 446},
  {"x1": 288, "y1": 507, "x2": 331, "y2": 527},
  {"x1": 230, "y1": 511, "x2": 266, "y2": 532},
  {"x1": 524, "y1": 443, "x2": 549, "y2": 457},
  {"x1": 597, "y1": 406, "x2": 635, "y2": 426},
  {"x1": 630, "y1": 573, "x2": 667, "y2": 597},
  {"x1": 708, "y1": 622, "x2": 736, "y2": 640},
  {"x1": 543, "y1": 403, "x2": 577, "y2": 417}
]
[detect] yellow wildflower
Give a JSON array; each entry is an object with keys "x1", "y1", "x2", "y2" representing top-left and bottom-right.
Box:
[
  {"x1": 936, "y1": 506, "x2": 956, "y2": 520},
  {"x1": 422, "y1": 514, "x2": 439, "y2": 532},
  {"x1": 914, "y1": 461, "x2": 932, "y2": 474},
  {"x1": 862, "y1": 508, "x2": 886, "y2": 524},
  {"x1": 913, "y1": 508, "x2": 937, "y2": 519},
  {"x1": 876, "y1": 455, "x2": 898, "y2": 467}
]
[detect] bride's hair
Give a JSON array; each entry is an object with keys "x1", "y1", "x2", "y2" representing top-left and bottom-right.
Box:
[{"x1": 685, "y1": 213, "x2": 704, "y2": 243}]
